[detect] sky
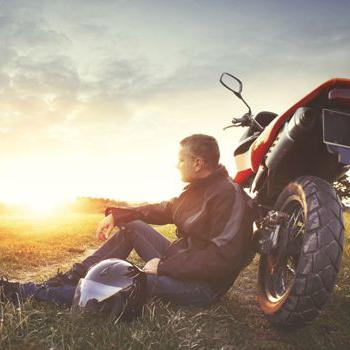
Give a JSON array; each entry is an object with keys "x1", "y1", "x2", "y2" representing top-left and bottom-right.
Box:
[{"x1": 0, "y1": 0, "x2": 349, "y2": 207}]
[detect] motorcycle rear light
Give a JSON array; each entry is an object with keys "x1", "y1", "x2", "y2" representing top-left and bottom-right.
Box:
[{"x1": 328, "y1": 88, "x2": 350, "y2": 105}]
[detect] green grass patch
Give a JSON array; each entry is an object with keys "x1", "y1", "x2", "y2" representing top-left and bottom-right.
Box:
[{"x1": 0, "y1": 213, "x2": 349, "y2": 349}]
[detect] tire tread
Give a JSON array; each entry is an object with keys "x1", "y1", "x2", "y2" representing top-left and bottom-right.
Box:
[{"x1": 261, "y1": 176, "x2": 344, "y2": 328}]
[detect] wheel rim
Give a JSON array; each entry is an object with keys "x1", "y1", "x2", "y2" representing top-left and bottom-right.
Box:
[{"x1": 262, "y1": 199, "x2": 305, "y2": 304}]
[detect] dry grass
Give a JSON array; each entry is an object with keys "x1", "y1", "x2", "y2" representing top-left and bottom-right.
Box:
[{"x1": 0, "y1": 213, "x2": 349, "y2": 349}]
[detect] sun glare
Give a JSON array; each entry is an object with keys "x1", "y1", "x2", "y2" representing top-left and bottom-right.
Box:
[
  {"x1": 1, "y1": 192, "x2": 72, "y2": 216},
  {"x1": 20, "y1": 197, "x2": 61, "y2": 213}
]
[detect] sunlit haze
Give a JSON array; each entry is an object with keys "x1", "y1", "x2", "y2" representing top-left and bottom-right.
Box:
[{"x1": 0, "y1": 1, "x2": 349, "y2": 210}]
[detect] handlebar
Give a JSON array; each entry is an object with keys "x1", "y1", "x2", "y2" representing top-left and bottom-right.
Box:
[
  {"x1": 223, "y1": 113, "x2": 251, "y2": 130},
  {"x1": 232, "y1": 114, "x2": 251, "y2": 125},
  {"x1": 223, "y1": 113, "x2": 264, "y2": 131}
]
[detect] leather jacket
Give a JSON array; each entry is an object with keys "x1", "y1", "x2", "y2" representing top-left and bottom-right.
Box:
[{"x1": 106, "y1": 165, "x2": 254, "y2": 293}]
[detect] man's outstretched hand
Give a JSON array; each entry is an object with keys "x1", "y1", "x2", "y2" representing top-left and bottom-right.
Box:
[
  {"x1": 143, "y1": 258, "x2": 160, "y2": 275},
  {"x1": 96, "y1": 214, "x2": 115, "y2": 241}
]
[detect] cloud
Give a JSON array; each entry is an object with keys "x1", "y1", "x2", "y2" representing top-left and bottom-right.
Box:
[
  {"x1": 0, "y1": 1, "x2": 349, "y2": 164},
  {"x1": 0, "y1": 9, "x2": 148, "y2": 155}
]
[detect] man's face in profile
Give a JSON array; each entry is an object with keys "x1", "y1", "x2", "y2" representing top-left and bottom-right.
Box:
[{"x1": 177, "y1": 145, "x2": 198, "y2": 183}]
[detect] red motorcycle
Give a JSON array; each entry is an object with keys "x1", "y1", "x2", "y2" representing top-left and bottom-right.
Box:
[{"x1": 221, "y1": 73, "x2": 350, "y2": 328}]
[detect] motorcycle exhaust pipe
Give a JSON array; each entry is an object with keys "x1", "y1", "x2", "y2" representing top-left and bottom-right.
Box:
[{"x1": 265, "y1": 107, "x2": 317, "y2": 170}]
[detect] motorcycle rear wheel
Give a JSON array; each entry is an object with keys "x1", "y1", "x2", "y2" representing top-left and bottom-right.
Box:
[{"x1": 258, "y1": 176, "x2": 344, "y2": 328}]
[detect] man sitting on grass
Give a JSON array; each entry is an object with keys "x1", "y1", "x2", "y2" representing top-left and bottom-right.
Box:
[{"x1": 0, "y1": 134, "x2": 253, "y2": 308}]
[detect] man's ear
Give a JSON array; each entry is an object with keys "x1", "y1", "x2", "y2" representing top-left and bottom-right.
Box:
[{"x1": 193, "y1": 157, "x2": 205, "y2": 172}]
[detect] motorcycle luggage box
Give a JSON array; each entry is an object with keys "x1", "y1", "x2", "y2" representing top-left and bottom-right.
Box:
[{"x1": 323, "y1": 108, "x2": 350, "y2": 164}]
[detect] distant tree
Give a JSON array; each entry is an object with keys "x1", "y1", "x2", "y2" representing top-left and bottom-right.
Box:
[
  {"x1": 70, "y1": 196, "x2": 143, "y2": 214},
  {"x1": 334, "y1": 175, "x2": 350, "y2": 203}
]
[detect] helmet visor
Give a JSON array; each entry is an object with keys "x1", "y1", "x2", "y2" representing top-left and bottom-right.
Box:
[{"x1": 72, "y1": 278, "x2": 123, "y2": 309}]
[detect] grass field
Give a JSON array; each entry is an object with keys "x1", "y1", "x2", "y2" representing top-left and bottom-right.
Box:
[{"x1": 0, "y1": 213, "x2": 350, "y2": 349}]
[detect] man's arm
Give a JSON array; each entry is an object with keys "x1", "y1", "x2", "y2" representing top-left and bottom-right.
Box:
[
  {"x1": 105, "y1": 197, "x2": 177, "y2": 226},
  {"x1": 96, "y1": 198, "x2": 177, "y2": 241}
]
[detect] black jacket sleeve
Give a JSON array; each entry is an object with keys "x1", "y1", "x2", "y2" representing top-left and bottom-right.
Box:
[
  {"x1": 106, "y1": 198, "x2": 176, "y2": 226},
  {"x1": 157, "y1": 191, "x2": 243, "y2": 281}
]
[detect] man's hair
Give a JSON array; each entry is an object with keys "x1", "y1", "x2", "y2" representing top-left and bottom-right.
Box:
[{"x1": 180, "y1": 134, "x2": 220, "y2": 170}]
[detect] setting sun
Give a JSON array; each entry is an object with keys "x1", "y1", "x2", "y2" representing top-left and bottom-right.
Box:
[
  {"x1": 2, "y1": 194, "x2": 69, "y2": 215},
  {"x1": 16, "y1": 196, "x2": 64, "y2": 213}
]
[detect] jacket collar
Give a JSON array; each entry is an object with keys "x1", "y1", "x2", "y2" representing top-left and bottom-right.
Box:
[{"x1": 184, "y1": 164, "x2": 229, "y2": 190}]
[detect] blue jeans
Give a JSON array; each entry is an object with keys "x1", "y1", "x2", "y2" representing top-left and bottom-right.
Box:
[{"x1": 20, "y1": 220, "x2": 220, "y2": 307}]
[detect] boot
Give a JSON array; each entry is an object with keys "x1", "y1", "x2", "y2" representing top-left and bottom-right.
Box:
[{"x1": 45, "y1": 263, "x2": 87, "y2": 287}]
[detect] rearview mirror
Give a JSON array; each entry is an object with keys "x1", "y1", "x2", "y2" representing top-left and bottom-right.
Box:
[
  {"x1": 220, "y1": 72, "x2": 253, "y2": 119},
  {"x1": 220, "y1": 73, "x2": 243, "y2": 98}
]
